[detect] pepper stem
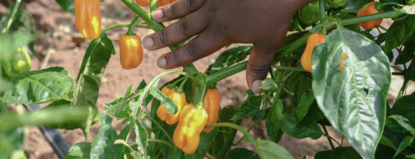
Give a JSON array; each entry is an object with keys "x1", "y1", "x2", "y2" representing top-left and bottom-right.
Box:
[
  {"x1": 176, "y1": 77, "x2": 188, "y2": 93},
  {"x1": 375, "y1": 2, "x2": 400, "y2": 12},
  {"x1": 126, "y1": 15, "x2": 139, "y2": 35}
]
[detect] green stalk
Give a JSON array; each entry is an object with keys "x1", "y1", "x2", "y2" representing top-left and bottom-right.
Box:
[
  {"x1": 176, "y1": 77, "x2": 188, "y2": 93},
  {"x1": 145, "y1": 114, "x2": 173, "y2": 143},
  {"x1": 206, "y1": 62, "x2": 247, "y2": 86},
  {"x1": 192, "y1": 73, "x2": 208, "y2": 108},
  {"x1": 1, "y1": 0, "x2": 22, "y2": 35},
  {"x1": 102, "y1": 23, "x2": 150, "y2": 33},
  {"x1": 147, "y1": 139, "x2": 174, "y2": 147},
  {"x1": 126, "y1": 15, "x2": 139, "y2": 35},
  {"x1": 215, "y1": 120, "x2": 243, "y2": 159},
  {"x1": 323, "y1": 126, "x2": 336, "y2": 150},
  {"x1": 150, "y1": 0, "x2": 158, "y2": 12},
  {"x1": 319, "y1": 0, "x2": 327, "y2": 35},
  {"x1": 121, "y1": 0, "x2": 198, "y2": 74},
  {"x1": 335, "y1": 10, "x2": 404, "y2": 28}
]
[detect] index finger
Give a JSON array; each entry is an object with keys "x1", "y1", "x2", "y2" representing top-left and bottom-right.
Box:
[{"x1": 152, "y1": 0, "x2": 206, "y2": 22}]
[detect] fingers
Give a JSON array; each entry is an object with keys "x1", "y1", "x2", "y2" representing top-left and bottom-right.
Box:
[
  {"x1": 143, "y1": 11, "x2": 208, "y2": 50},
  {"x1": 152, "y1": 0, "x2": 206, "y2": 22},
  {"x1": 246, "y1": 44, "x2": 277, "y2": 93},
  {"x1": 156, "y1": 28, "x2": 228, "y2": 69}
]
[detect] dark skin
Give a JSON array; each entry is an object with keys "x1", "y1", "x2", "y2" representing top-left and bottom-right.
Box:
[{"x1": 143, "y1": 0, "x2": 316, "y2": 93}]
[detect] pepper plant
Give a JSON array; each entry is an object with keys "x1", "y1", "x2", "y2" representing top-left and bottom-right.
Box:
[{"x1": 1, "y1": 0, "x2": 415, "y2": 158}]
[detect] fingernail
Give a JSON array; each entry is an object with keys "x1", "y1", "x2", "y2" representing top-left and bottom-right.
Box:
[
  {"x1": 157, "y1": 57, "x2": 167, "y2": 68},
  {"x1": 152, "y1": 10, "x2": 164, "y2": 20},
  {"x1": 143, "y1": 37, "x2": 154, "y2": 49},
  {"x1": 252, "y1": 80, "x2": 263, "y2": 94}
]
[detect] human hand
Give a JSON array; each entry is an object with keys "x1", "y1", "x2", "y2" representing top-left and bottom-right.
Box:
[{"x1": 142, "y1": 0, "x2": 315, "y2": 93}]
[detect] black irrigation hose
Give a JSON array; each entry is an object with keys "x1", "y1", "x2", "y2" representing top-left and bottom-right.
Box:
[{"x1": 24, "y1": 104, "x2": 70, "y2": 159}]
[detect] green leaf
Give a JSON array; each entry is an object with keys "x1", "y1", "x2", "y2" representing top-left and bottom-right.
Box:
[
  {"x1": 66, "y1": 142, "x2": 92, "y2": 159},
  {"x1": 385, "y1": 15, "x2": 415, "y2": 54},
  {"x1": 55, "y1": 0, "x2": 75, "y2": 14},
  {"x1": 134, "y1": 80, "x2": 147, "y2": 102},
  {"x1": 294, "y1": 102, "x2": 324, "y2": 135},
  {"x1": 207, "y1": 46, "x2": 251, "y2": 74},
  {"x1": 90, "y1": 113, "x2": 117, "y2": 158},
  {"x1": 407, "y1": 153, "x2": 415, "y2": 158},
  {"x1": 149, "y1": 86, "x2": 178, "y2": 114},
  {"x1": 388, "y1": 115, "x2": 415, "y2": 136},
  {"x1": 390, "y1": 92, "x2": 415, "y2": 128},
  {"x1": 104, "y1": 97, "x2": 131, "y2": 120},
  {"x1": 231, "y1": 95, "x2": 262, "y2": 120},
  {"x1": 134, "y1": 119, "x2": 148, "y2": 155},
  {"x1": 125, "y1": 85, "x2": 133, "y2": 96},
  {"x1": 295, "y1": 90, "x2": 315, "y2": 122},
  {"x1": 71, "y1": 33, "x2": 115, "y2": 137},
  {"x1": 312, "y1": 27, "x2": 391, "y2": 159},
  {"x1": 0, "y1": 127, "x2": 24, "y2": 158},
  {"x1": 315, "y1": 147, "x2": 363, "y2": 159},
  {"x1": 394, "y1": 136, "x2": 415, "y2": 158},
  {"x1": 281, "y1": 113, "x2": 323, "y2": 139},
  {"x1": 255, "y1": 139, "x2": 294, "y2": 159},
  {"x1": 395, "y1": 41, "x2": 415, "y2": 65},
  {"x1": 1, "y1": 67, "x2": 73, "y2": 104},
  {"x1": 227, "y1": 148, "x2": 260, "y2": 159},
  {"x1": 266, "y1": 98, "x2": 284, "y2": 142},
  {"x1": 259, "y1": 78, "x2": 278, "y2": 92},
  {"x1": 280, "y1": 71, "x2": 312, "y2": 112},
  {"x1": 379, "y1": 135, "x2": 398, "y2": 150}
]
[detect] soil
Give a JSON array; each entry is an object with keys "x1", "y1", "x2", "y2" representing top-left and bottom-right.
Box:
[{"x1": 0, "y1": 0, "x2": 413, "y2": 159}]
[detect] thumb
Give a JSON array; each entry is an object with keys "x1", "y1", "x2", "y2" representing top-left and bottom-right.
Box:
[{"x1": 246, "y1": 44, "x2": 277, "y2": 93}]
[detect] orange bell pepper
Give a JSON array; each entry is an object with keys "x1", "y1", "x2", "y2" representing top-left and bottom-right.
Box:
[
  {"x1": 157, "y1": 87, "x2": 187, "y2": 125},
  {"x1": 301, "y1": 33, "x2": 326, "y2": 73},
  {"x1": 357, "y1": 1, "x2": 383, "y2": 30},
  {"x1": 173, "y1": 104, "x2": 208, "y2": 154},
  {"x1": 119, "y1": 35, "x2": 144, "y2": 69},
  {"x1": 202, "y1": 89, "x2": 221, "y2": 132},
  {"x1": 74, "y1": 0, "x2": 102, "y2": 40}
]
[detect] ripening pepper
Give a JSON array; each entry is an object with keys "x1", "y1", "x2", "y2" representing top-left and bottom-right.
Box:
[
  {"x1": 157, "y1": 87, "x2": 187, "y2": 125},
  {"x1": 357, "y1": 1, "x2": 383, "y2": 30},
  {"x1": 299, "y1": 1, "x2": 320, "y2": 25},
  {"x1": 74, "y1": 0, "x2": 102, "y2": 40},
  {"x1": 301, "y1": 34, "x2": 326, "y2": 73},
  {"x1": 136, "y1": 0, "x2": 177, "y2": 7},
  {"x1": 202, "y1": 89, "x2": 221, "y2": 132},
  {"x1": 173, "y1": 104, "x2": 208, "y2": 154},
  {"x1": 1, "y1": 47, "x2": 31, "y2": 77},
  {"x1": 119, "y1": 35, "x2": 144, "y2": 69}
]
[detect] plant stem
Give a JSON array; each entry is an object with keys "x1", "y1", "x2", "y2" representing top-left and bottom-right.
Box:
[
  {"x1": 341, "y1": 135, "x2": 344, "y2": 147},
  {"x1": 319, "y1": 0, "x2": 327, "y2": 35},
  {"x1": 126, "y1": 15, "x2": 139, "y2": 35},
  {"x1": 217, "y1": 120, "x2": 243, "y2": 159},
  {"x1": 397, "y1": 79, "x2": 409, "y2": 99},
  {"x1": 273, "y1": 65, "x2": 306, "y2": 72},
  {"x1": 339, "y1": 10, "x2": 404, "y2": 27},
  {"x1": 147, "y1": 139, "x2": 174, "y2": 147},
  {"x1": 233, "y1": 120, "x2": 260, "y2": 146},
  {"x1": 322, "y1": 126, "x2": 336, "y2": 150},
  {"x1": 392, "y1": 72, "x2": 405, "y2": 76},
  {"x1": 0, "y1": 0, "x2": 22, "y2": 35},
  {"x1": 206, "y1": 62, "x2": 247, "y2": 86},
  {"x1": 145, "y1": 114, "x2": 173, "y2": 143},
  {"x1": 150, "y1": 0, "x2": 158, "y2": 12},
  {"x1": 101, "y1": 23, "x2": 150, "y2": 33}
]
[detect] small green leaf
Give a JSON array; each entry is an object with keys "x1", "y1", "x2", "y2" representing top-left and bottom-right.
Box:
[
  {"x1": 386, "y1": 115, "x2": 411, "y2": 134},
  {"x1": 134, "y1": 119, "x2": 148, "y2": 155},
  {"x1": 294, "y1": 102, "x2": 324, "y2": 135},
  {"x1": 385, "y1": 15, "x2": 415, "y2": 54},
  {"x1": 379, "y1": 135, "x2": 398, "y2": 150},
  {"x1": 149, "y1": 86, "x2": 178, "y2": 114},
  {"x1": 231, "y1": 96, "x2": 262, "y2": 120},
  {"x1": 66, "y1": 142, "x2": 92, "y2": 159},
  {"x1": 266, "y1": 98, "x2": 284, "y2": 142},
  {"x1": 259, "y1": 78, "x2": 278, "y2": 92},
  {"x1": 281, "y1": 113, "x2": 323, "y2": 139},
  {"x1": 90, "y1": 113, "x2": 117, "y2": 158},
  {"x1": 207, "y1": 46, "x2": 252, "y2": 74},
  {"x1": 227, "y1": 148, "x2": 260, "y2": 159},
  {"x1": 55, "y1": 0, "x2": 75, "y2": 14},
  {"x1": 393, "y1": 136, "x2": 415, "y2": 158},
  {"x1": 395, "y1": 41, "x2": 415, "y2": 65},
  {"x1": 295, "y1": 90, "x2": 315, "y2": 122},
  {"x1": 390, "y1": 92, "x2": 415, "y2": 128},
  {"x1": 255, "y1": 139, "x2": 294, "y2": 159},
  {"x1": 388, "y1": 115, "x2": 415, "y2": 136}
]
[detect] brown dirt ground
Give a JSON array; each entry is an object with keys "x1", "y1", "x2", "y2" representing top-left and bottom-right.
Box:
[{"x1": 1, "y1": 0, "x2": 414, "y2": 159}]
